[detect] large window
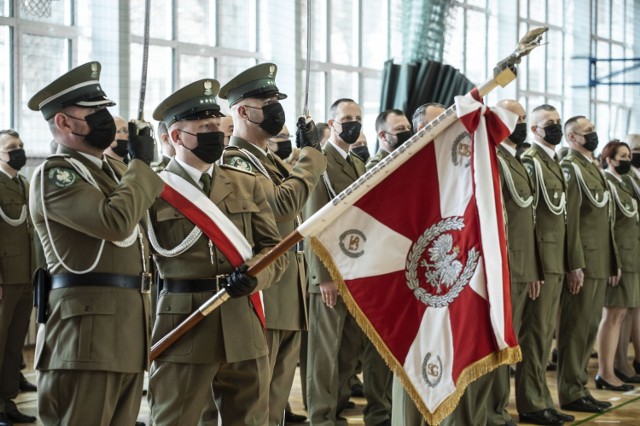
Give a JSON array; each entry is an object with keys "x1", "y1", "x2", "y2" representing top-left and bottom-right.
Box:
[
  {"x1": 517, "y1": 0, "x2": 566, "y2": 119},
  {"x1": 301, "y1": 0, "x2": 393, "y2": 147},
  {"x1": 590, "y1": 0, "x2": 635, "y2": 140},
  {"x1": 4, "y1": 0, "x2": 638, "y2": 158},
  {"x1": 444, "y1": 0, "x2": 494, "y2": 87}
]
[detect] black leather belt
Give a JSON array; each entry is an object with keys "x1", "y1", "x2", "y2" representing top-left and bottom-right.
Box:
[
  {"x1": 51, "y1": 273, "x2": 151, "y2": 293},
  {"x1": 163, "y1": 276, "x2": 227, "y2": 293}
]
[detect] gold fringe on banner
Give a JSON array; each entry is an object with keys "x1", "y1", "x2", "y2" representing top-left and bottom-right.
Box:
[{"x1": 310, "y1": 237, "x2": 522, "y2": 425}]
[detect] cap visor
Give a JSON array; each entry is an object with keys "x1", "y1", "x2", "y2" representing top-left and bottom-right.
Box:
[{"x1": 76, "y1": 97, "x2": 116, "y2": 107}]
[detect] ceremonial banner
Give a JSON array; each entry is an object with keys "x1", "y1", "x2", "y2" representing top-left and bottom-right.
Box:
[
  {"x1": 299, "y1": 91, "x2": 521, "y2": 424},
  {"x1": 158, "y1": 171, "x2": 266, "y2": 328}
]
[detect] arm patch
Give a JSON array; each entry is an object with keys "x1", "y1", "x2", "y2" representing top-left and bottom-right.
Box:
[
  {"x1": 47, "y1": 167, "x2": 79, "y2": 188},
  {"x1": 226, "y1": 156, "x2": 254, "y2": 173}
]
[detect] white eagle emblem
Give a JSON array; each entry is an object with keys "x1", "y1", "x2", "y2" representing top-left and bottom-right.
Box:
[
  {"x1": 203, "y1": 80, "x2": 213, "y2": 96},
  {"x1": 421, "y1": 234, "x2": 463, "y2": 294},
  {"x1": 406, "y1": 217, "x2": 479, "y2": 308}
]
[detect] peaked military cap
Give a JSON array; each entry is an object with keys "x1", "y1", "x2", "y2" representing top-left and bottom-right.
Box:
[
  {"x1": 218, "y1": 63, "x2": 287, "y2": 106},
  {"x1": 28, "y1": 61, "x2": 115, "y2": 120},
  {"x1": 153, "y1": 79, "x2": 223, "y2": 127}
]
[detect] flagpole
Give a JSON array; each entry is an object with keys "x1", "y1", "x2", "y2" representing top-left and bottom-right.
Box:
[{"x1": 149, "y1": 27, "x2": 548, "y2": 362}]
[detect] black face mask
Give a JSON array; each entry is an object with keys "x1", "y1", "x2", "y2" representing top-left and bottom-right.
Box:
[
  {"x1": 351, "y1": 146, "x2": 370, "y2": 162},
  {"x1": 508, "y1": 123, "x2": 528, "y2": 146},
  {"x1": 247, "y1": 103, "x2": 286, "y2": 137},
  {"x1": 631, "y1": 153, "x2": 640, "y2": 168},
  {"x1": 112, "y1": 139, "x2": 129, "y2": 158},
  {"x1": 541, "y1": 123, "x2": 563, "y2": 145},
  {"x1": 181, "y1": 130, "x2": 225, "y2": 164},
  {"x1": 614, "y1": 160, "x2": 631, "y2": 175},
  {"x1": 580, "y1": 132, "x2": 599, "y2": 152},
  {"x1": 388, "y1": 130, "x2": 413, "y2": 149},
  {"x1": 337, "y1": 121, "x2": 362, "y2": 145},
  {"x1": 273, "y1": 141, "x2": 292, "y2": 160},
  {"x1": 2, "y1": 148, "x2": 26, "y2": 171},
  {"x1": 69, "y1": 109, "x2": 117, "y2": 150}
]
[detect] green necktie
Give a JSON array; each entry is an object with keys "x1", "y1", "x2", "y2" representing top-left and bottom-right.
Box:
[{"x1": 200, "y1": 173, "x2": 212, "y2": 194}]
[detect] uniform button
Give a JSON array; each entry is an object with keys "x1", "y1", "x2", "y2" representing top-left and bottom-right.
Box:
[
  {"x1": 218, "y1": 259, "x2": 225, "y2": 264},
  {"x1": 84, "y1": 306, "x2": 91, "y2": 312},
  {"x1": 166, "y1": 306, "x2": 171, "y2": 311},
  {"x1": 242, "y1": 204, "x2": 247, "y2": 210}
]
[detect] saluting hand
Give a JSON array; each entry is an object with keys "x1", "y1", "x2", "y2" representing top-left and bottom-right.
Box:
[
  {"x1": 296, "y1": 116, "x2": 321, "y2": 151},
  {"x1": 319, "y1": 281, "x2": 338, "y2": 308},
  {"x1": 567, "y1": 268, "x2": 584, "y2": 294},
  {"x1": 128, "y1": 120, "x2": 155, "y2": 165}
]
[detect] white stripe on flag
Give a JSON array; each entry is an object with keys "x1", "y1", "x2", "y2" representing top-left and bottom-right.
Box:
[
  {"x1": 468, "y1": 255, "x2": 487, "y2": 300},
  {"x1": 435, "y1": 121, "x2": 473, "y2": 218},
  {"x1": 314, "y1": 207, "x2": 412, "y2": 280},
  {"x1": 404, "y1": 306, "x2": 455, "y2": 411},
  {"x1": 158, "y1": 171, "x2": 253, "y2": 261}
]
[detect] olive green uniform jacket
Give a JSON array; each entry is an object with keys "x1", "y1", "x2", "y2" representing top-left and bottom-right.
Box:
[
  {"x1": 497, "y1": 145, "x2": 543, "y2": 283},
  {"x1": 0, "y1": 172, "x2": 35, "y2": 284},
  {"x1": 521, "y1": 144, "x2": 572, "y2": 275},
  {"x1": 29, "y1": 146, "x2": 164, "y2": 372},
  {"x1": 224, "y1": 136, "x2": 327, "y2": 330},
  {"x1": 365, "y1": 149, "x2": 389, "y2": 171},
  {"x1": 561, "y1": 150, "x2": 619, "y2": 278},
  {"x1": 149, "y1": 159, "x2": 286, "y2": 364},
  {"x1": 605, "y1": 172, "x2": 640, "y2": 274}
]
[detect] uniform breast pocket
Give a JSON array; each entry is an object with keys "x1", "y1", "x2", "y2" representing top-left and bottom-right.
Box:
[
  {"x1": 0, "y1": 244, "x2": 20, "y2": 258},
  {"x1": 59, "y1": 295, "x2": 117, "y2": 363},
  {"x1": 0, "y1": 198, "x2": 24, "y2": 219},
  {"x1": 224, "y1": 199, "x2": 261, "y2": 246},
  {"x1": 153, "y1": 293, "x2": 194, "y2": 356},
  {"x1": 154, "y1": 205, "x2": 192, "y2": 247}
]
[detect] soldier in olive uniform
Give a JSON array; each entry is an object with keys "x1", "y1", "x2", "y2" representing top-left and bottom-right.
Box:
[
  {"x1": 303, "y1": 98, "x2": 370, "y2": 426},
  {"x1": 218, "y1": 63, "x2": 327, "y2": 426},
  {"x1": 366, "y1": 109, "x2": 412, "y2": 171},
  {"x1": 595, "y1": 141, "x2": 639, "y2": 391},
  {"x1": 0, "y1": 130, "x2": 38, "y2": 426},
  {"x1": 516, "y1": 104, "x2": 576, "y2": 425},
  {"x1": 614, "y1": 134, "x2": 640, "y2": 379},
  {"x1": 483, "y1": 100, "x2": 543, "y2": 426},
  {"x1": 28, "y1": 62, "x2": 164, "y2": 426},
  {"x1": 147, "y1": 78, "x2": 286, "y2": 426},
  {"x1": 558, "y1": 116, "x2": 620, "y2": 414}
]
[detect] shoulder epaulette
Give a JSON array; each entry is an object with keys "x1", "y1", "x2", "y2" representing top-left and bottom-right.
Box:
[
  {"x1": 521, "y1": 147, "x2": 536, "y2": 158},
  {"x1": 219, "y1": 163, "x2": 255, "y2": 176},
  {"x1": 42, "y1": 154, "x2": 72, "y2": 170}
]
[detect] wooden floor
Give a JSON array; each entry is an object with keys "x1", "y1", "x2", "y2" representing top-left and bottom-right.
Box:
[{"x1": 16, "y1": 345, "x2": 640, "y2": 425}]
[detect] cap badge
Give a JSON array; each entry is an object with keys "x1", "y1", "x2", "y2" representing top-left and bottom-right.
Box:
[
  {"x1": 268, "y1": 65, "x2": 275, "y2": 78},
  {"x1": 204, "y1": 80, "x2": 213, "y2": 96},
  {"x1": 91, "y1": 63, "x2": 98, "y2": 79}
]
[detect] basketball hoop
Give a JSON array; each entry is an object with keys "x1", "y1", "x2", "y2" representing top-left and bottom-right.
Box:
[{"x1": 21, "y1": 0, "x2": 54, "y2": 19}]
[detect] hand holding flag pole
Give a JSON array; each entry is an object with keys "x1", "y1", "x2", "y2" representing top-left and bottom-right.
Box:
[{"x1": 149, "y1": 26, "x2": 548, "y2": 363}]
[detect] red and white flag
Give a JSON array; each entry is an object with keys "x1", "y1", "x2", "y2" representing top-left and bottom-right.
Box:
[{"x1": 298, "y1": 90, "x2": 521, "y2": 424}]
